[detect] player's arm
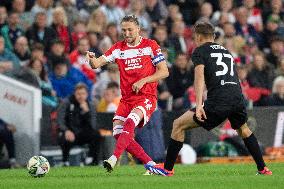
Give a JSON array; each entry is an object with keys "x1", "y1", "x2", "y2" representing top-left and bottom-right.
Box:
[
  {"x1": 144, "y1": 60, "x2": 169, "y2": 83},
  {"x1": 194, "y1": 65, "x2": 205, "y2": 107},
  {"x1": 86, "y1": 51, "x2": 108, "y2": 69},
  {"x1": 194, "y1": 64, "x2": 207, "y2": 121},
  {"x1": 132, "y1": 61, "x2": 169, "y2": 93}
]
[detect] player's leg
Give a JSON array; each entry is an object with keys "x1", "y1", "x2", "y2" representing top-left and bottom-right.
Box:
[
  {"x1": 229, "y1": 105, "x2": 272, "y2": 175},
  {"x1": 112, "y1": 120, "x2": 153, "y2": 165},
  {"x1": 164, "y1": 110, "x2": 199, "y2": 171},
  {"x1": 145, "y1": 110, "x2": 199, "y2": 176},
  {"x1": 112, "y1": 108, "x2": 144, "y2": 159},
  {"x1": 104, "y1": 109, "x2": 147, "y2": 172},
  {"x1": 236, "y1": 123, "x2": 272, "y2": 175}
]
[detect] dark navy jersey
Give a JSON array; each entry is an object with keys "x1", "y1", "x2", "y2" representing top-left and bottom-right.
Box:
[{"x1": 192, "y1": 42, "x2": 244, "y2": 105}]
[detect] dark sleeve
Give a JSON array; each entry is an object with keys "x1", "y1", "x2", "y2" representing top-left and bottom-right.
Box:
[{"x1": 191, "y1": 47, "x2": 206, "y2": 67}]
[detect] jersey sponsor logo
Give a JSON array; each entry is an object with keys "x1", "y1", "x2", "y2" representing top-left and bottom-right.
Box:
[
  {"x1": 220, "y1": 80, "x2": 237, "y2": 85},
  {"x1": 124, "y1": 57, "x2": 143, "y2": 70}
]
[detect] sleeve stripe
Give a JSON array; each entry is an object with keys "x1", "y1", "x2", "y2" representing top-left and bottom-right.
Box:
[
  {"x1": 153, "y1": 58, "x2": 165, "y2": 65},
  {"x1": 152, "y1": 56, "x2": 165, "y2": 65},
  {"x1": 152, "y1": 54, "x2": 164, "y2": 61}
]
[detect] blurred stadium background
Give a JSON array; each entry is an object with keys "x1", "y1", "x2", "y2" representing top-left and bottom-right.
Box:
[{"x1": 0, "y1": 0, "x2": 284, "y2": 174}]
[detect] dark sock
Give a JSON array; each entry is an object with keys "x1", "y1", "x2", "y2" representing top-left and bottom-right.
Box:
[
  {"x1": 243, "y1": 133, "x2": 265, "y2": 171},
  {"x1": 164, "y1": 138, "x2": 183, "y2": 171}
]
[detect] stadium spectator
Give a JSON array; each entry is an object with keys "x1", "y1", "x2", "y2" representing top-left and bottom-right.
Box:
[
  {"x1": 265, "y1": 36, "x2": 284, "y2": 67},
  {"x1": 31, "y1": 0, "x2": 53, "y2": 26},
  {"x1": 56, "y1": 0, "x2": 80, "y2": 29},
  {"x1": 86, "y1": 9, "x2": 107, "y2": 39},
  {"x1": 92, "y1": 63, "x2": 120, "y2": 101},
  {"x1": 275, "y1": 59, "x2": 284, "y2": 77},
  {"x1": 153, "y1": 25, "x2": 175, "y2": 64},
  {"x1": 99, "y1": 0, "x2": 125, "y2": 25},
  {"x1": 0, "y1": 118, "x2": 20, "y2": 168},
  {"x1": 48, "y1": 56, "x2": 93, "y2": 99},
  {"x1": 14, "y1": 36, "x2": 30, "y2": 66},
  {"x1": 27, "y1": 58, "x2": 58, "y2": 108},
  {"x1": 234, "y1": 6, "x2": 262, "y2": 47},
  {"x1": 0, "y1": 6, "x2": 7, "y2": 30},
  {"x1": 247, "y1": 52, "x2": 274, "y2": 90},
  {"x1": 244, "y1": 0, "x2": 263, "y2": 32},
  {"x1": 57, "y1": 83, "x2": 101, "y2": 166},
  {"x1": 69, "y1": 37, "x2": 96, "y2": 82},
  {"x1": 166, "y1": 52, "x2": 193, "y2": 110},
  {"x1": 25, "y1": 12, "x2": 57, "y2": 52},
  {"x1": 87, "y1": 31, "x2": 102, "y2": 57},
  {"x1": 145, "y1": 0, "x2": 168, "y2": 27},
  {"x1": 169, "y1": 21, "x2": 188, "y2": 55},
  {"x1": 71, "y1": 20, "x2": 87, "y2": 47},
  {"x1": 211, "y1": 0, "x2": 235, "y2": 25},
  {"x1": 198, "y1": 2, "x2": 213, "y2": 22},
  {"x1": 165, "y1": 4, "x2": 182, "y2": 34},
  {"x1": 126, "y1": 0, "x2": 151, "y2": 35},
  {"x1": 236, "y1": 64, "x2": 270, "y2": 106},
  {"x1": 223, "y1": 22, "x2": 236, "y2": 38},
  {"x1": 171, "y1": 0, "x2": 199, "y2": 26},
  {"x1": 96, "y1": 82, "x2": 120, "y2": 113},
  {"x1": 0, "y1": 35, "x2": 20, "y2": 76},
  {"x1": 0, "y1": 12, "x2": 24, "y2": 51},
  {"x1": 30, "y1": 43, "x2": 45, "y2": 63},
  {"x1": 51, "y1": 7, "x2": 73, "y2": 53},
  {"x1": 262, "y1": 14, "x2": 284, "y2": 49},
  {"x1": 157, "y1": 79, "x2": 171, "y2": 110},
  {"x1": 262, "y1": 0, "x2": 284, "y2": 24},
  {"x1": 264, "y1": 76, "x2": 284, "y2": 106},
  {"x1": 11, "y1": 0, "x2": 33, "y2": 31},
  {"x1": 76, "y1": 0, "x2": 100, "y2": 20},
  {"x1": 46, "y1": 39, "x2": 66, "y2": 70}
]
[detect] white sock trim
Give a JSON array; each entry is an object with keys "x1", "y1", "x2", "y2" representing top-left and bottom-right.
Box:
[
  {"x1": 127, "y1": 112, "x2": 141, "y2": 127},
  {"x1": 113, "y1": 125, "x2": 124, "y2": 136}
]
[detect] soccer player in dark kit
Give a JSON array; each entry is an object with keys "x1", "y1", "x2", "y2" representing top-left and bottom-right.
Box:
[{"x1": 145, "y1": 21, "x2": 272, "y2": 176}]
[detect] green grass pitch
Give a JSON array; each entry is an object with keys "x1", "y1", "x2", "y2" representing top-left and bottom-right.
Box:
[{"x1": 0, "y1": 163, "x2": 283, "y2": 189}]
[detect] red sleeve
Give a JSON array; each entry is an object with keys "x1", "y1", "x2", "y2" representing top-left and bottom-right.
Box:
[
  {"x1": 149, "y1": 40, "x2": 165, "y2": 66},
  {"x1": 102, "y1": 43, "x2": 119, "y2": 62}
]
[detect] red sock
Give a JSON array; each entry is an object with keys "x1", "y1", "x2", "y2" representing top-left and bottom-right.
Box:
[
  {"x1": 114, "y1": 134, "x2": 152, "y2": 164},
  {"x1": 113, "y1": 118, "x2": 135, "y2": 158}
]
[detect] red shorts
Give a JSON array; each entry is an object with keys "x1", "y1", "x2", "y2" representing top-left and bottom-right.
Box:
[{"x1": 113, "y1": 96, "x2": 157, "y2": 127}]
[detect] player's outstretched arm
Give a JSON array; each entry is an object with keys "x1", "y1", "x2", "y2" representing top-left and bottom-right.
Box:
[
  {"x1": 132, "y1": 61, "x2": 169, "y2": 93},
  {"x1": 86, "y1": 51, "x2": 108, "y2": 69}
]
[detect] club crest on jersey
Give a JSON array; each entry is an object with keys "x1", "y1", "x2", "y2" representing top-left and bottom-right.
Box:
[
  {"x1": 124, "y1": 57, "x2": 142, "y2": 70},
  {"x1": 137, "y1": 48, "x2": 144, "y2": 56},
  {"x1": 144, "y1": 99, "x2": 152, "y2": 110}
]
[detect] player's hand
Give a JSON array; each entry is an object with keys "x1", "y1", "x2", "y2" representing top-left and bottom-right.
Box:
[
  {"x1": 132, "y1": 79, "x2": 146, "y2": 94},
  {"x1": 86, "y1": 51, "x2": 96, "y2": 69},
  {"x1": 80, "y1": 101, "x2": 89, "y2": 113},
  {"x1": 196, "y1": 106, "x2": 207, "y2": 122},
  {"x1": 65, "y1": 130, "x2": 75, "y2": 142}
]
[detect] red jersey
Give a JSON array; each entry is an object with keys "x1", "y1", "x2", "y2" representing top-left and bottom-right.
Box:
[{"x1": 103, "y1": 37, "x2": 165, "y2": 100}]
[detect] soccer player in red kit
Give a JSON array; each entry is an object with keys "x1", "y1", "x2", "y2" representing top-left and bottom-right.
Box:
[{"x1": 86, "y1": 15, "x2": 169, "y2": 172}]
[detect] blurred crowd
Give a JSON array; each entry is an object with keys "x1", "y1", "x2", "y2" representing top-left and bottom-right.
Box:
[{"x1": 0, "y1": 0, "x2": 284, "y2": 112}]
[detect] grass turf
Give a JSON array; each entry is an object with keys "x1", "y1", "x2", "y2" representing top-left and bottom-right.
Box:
[{"x1": 0, "y1": 163, "x2": 283, "y2": 189}]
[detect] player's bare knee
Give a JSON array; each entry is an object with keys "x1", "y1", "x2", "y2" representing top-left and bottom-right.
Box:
[
  {"x1": 171, "y1": 119, "x2": 184, "y2": 139},
  {"x1": 237, "y1": 124, "x2": 252, "y2": 138}
]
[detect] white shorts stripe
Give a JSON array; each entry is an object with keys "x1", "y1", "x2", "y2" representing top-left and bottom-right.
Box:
[{"x1": 134, "y1": 106, "x2": 148, "y2": 126}]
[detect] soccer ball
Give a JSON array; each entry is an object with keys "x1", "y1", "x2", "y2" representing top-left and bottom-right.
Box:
[{"x1": 27, "y1": 156, "x2": 50, "y2": 177}]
